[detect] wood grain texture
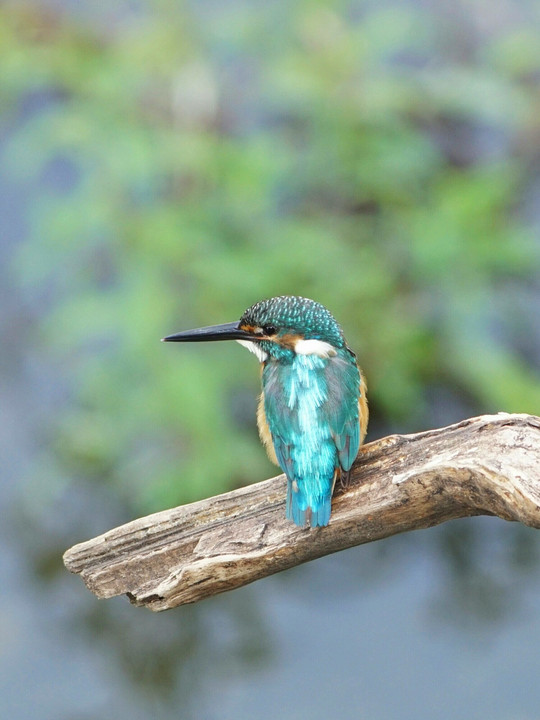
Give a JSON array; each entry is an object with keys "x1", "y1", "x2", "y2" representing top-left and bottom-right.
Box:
[{"x1": 63, "y1": 413, "x2": 540, "y2": 611}]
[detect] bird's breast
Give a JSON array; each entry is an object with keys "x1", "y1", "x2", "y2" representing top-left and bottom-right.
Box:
[{"x1": 257, "y1": 391, "x2": 279, "y2": 465}]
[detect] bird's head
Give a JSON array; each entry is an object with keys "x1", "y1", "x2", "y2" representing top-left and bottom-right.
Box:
[{"x1": 163, "y1": 295, "x2": 346, "y2": 362}]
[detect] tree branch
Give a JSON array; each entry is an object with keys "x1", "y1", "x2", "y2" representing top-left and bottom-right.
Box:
[{"x1": 63, "y1": 413, "x2": 540, "y2": 611}]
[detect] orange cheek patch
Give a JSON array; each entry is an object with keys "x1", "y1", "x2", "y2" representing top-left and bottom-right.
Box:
[{"x1": 279, "y1": 333, "x2": 301, "y2": 349}]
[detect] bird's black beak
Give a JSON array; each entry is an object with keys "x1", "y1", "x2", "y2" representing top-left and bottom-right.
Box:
[{"x1": 162, "y1": 321, "x2": 256, "y2": 343}]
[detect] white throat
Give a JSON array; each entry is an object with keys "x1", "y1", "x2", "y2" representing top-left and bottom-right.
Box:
[{"x1": 236, "y1": 339, "x2": 268, "y2": 362}]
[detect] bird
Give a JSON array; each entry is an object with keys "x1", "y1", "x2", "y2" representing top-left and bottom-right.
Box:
[{"x1": 163, "y1": 295, "x2": 368, "y2": 528}]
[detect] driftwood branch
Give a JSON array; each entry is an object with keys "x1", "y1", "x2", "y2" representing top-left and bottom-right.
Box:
[{"x1": 63, "y1": 413, "x2": 540, "y2": 611}]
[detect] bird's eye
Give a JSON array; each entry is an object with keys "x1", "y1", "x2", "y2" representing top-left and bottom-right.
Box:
[{"x1": 262, "y1": 325, "x2": 277, "y2": 336}]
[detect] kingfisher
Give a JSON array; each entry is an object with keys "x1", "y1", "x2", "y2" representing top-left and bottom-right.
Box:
[{"x1": 163, "y1": 296, "x2": 368, "y2": 528}]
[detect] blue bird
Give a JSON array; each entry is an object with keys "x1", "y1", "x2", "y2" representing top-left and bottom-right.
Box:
[{"x1": 163, "y1": 296, "x2": 368, "y2": 528}]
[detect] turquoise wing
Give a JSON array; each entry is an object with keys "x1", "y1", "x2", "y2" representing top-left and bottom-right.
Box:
[
  {"x1": 324, "y1": 349, "x2": 362, "y2": 471},
  {"x1": 260, "y1": 361, "x2": 298, "y2": 484}
]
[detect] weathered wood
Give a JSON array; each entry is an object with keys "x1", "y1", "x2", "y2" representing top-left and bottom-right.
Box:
[{"x1": 63, "y1": 413, "x2": 540, "y2": 611}]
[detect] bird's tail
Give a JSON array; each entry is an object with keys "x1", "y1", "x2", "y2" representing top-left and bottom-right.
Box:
[{"x1": 286, "y1": 482, "x2": 332, "y2": 528}]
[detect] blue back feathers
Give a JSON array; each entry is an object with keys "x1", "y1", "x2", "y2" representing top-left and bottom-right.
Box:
[{"x1": 262, "y1": 347, "x2": 361, "y2": 528}]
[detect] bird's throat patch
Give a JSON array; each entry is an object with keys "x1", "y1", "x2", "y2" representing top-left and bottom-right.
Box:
[{"x1": 236, "y1": 339, "x2": 268, "y2": 362}]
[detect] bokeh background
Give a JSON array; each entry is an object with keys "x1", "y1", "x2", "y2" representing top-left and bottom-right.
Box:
[{"x1": 2, "y1": 0, "x2": 540, "y2": 718}]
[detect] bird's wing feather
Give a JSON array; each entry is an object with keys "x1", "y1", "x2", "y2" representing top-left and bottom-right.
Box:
[
  {"x1": 324, "y1": 349, "x2": 362, "y2": 471},
  {"x1": 260, "y1": 362, "x2": 298, "y2": 483}
]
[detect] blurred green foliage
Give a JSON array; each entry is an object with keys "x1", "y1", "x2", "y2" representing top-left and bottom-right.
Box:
[{"x1": 4, "y1": 0, "x2": 540, "y2": 513}]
